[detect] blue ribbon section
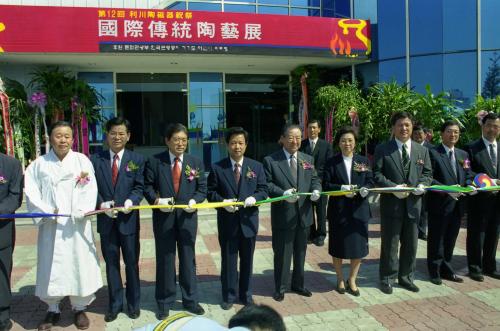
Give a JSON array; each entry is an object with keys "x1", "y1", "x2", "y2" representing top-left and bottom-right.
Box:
[{"x1": 0, "y1": 213, "x2": 70, "y2": 219}]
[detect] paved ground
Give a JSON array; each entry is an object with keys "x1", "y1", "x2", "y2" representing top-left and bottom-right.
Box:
[{"x1": 8, "y1": 203, "x2": 500, "y2": 331}]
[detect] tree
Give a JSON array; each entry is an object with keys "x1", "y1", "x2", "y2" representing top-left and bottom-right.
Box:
[{"x1": 482, "y1": 52, "x2": 500, "y2": 99}]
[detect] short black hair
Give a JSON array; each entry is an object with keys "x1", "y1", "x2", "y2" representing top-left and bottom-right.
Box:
[
  {"x1": 49, "y1": 121, "x2": 72, "y2": 136},
  {"x1": 164, "y1": 123, "x2": 188, "y2": 139},
  {"x1": 413, "y1": 122, "x2": 424, "y2": 132},
  {"x1": 228, "y1": 304, "x2": 286, "y2": 331},
  {"x1": 482, "y1": 112, "x2": 499, "y2": 124},
  {"x1": 281, "y1": 123, "x2": 301, "y2": 137},
  {"x1": 225, "y1": 127, "x2": 249, "y2": 144},
  {"x1": 308, "y1": 119, "x2": 322, "y2": 129},
  {"x1": 440, "y1": 119, "x2": 461, "y2": 132},
  {"x1": 390, "y1": 111, "x2": 413, "y2": 126},
  {"x1": 335, "y1": 126, "x2": 358, "y2": 145},
  {"x1": 105, "y1": 117, "x2": 131, "y2": 133}
]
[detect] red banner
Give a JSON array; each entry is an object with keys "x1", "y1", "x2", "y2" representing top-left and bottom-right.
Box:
[{"x1": 0, "y1": 5, "x2": 370, "y2": 58}]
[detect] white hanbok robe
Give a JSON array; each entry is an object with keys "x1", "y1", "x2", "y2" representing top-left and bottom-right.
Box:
[{"x1": 25, "y1": 149, "x2": 103, "y2": 299}]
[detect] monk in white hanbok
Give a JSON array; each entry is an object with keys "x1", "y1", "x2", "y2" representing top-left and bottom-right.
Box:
[{"x1": 24, "y1": 122, "x2": 102, "y2": 331}]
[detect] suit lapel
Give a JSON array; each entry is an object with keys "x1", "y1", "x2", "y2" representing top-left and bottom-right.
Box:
[
  {"x1": 479, "y1": 140, "x2": 497, "y2": 176},
  {"x1": 336, "y1": 154, "x2": 350, "y2": 185},
  {"x1": 160, "y1": 153, "x2": 175, "y2": 196},
  {"x1": 116, "y1": 149, "x2": 130, "y2": 189},
  {"x1": 99, "y1": 151, "x2": 114, "y2": 193},
  {"x1": 297, "y1": 153, "x2": 305, "y2": 190},
  {"x1": 438, "y1": 145, "x2": 457, "y2": 181},
  {"x1": 277, "y1": 151, "x2": 296, "y2": 188},
  {"x1": 222, "y1": 158, "x2": 238, "y2": 196},
  {"x1": 497, "y1": 144, "x2": 500, "y2": 178},
  {"x1": 388, "y1": 140, "x2": 405, "y2": 178},
  {"x1": 239, "y1": 159, "x2": 249, "y2": 197}
]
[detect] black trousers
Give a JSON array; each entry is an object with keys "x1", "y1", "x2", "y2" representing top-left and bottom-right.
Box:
[
  {"x1": 272, "y1": 225, "x2": 309, "y2": 293},
  {"x1": 427, "y1": 208, "x2": 461, "y2": 278},
  {"x1": 219, "y1": 226, "x2": 256, "y2": 304},
  {"x1": 100, "y1": 224, "x2": 140, "y2": 313},
  {"x1": 0, "y1": 245, "x2": 13, "y2": 322},
  {"x1": 379, "y1": 215, "x2": 418, "y2": 285},
  {"x1": 154, "y1": 223, "x2": 198, "y2": 308},
  {"x1": 467, "y1": 207, "x2": 500, "y2": 274},
  {"x1": 417, "y1": 196, "x2": 428, "y2": 236},
  {"x1": 309, "y1": 195, "x2": 328, "y2": 240}
]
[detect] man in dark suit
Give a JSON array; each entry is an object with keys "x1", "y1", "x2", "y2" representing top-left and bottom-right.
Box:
[
  {"x1": 263, "y1": 124, "x2": 321, "y2": 302},
  {"x1": 0, "y1": 153, "x2": 23, "y2": 331},
  {"x1": 412, "y1": 123, "x2": 434, "y2": 241},
  {"x1": 373, "y1": 112, "x2": 432, "y2": 294},
  {"x1": 300, "y1": 119, "x2": 333, "y2": 247},
  {"x1": 427, "y1": 120, "x2": 474, "y2": 285},
  {"x1": 207, "y1": 127, "x2": 268, "y2": 310},
  {"x1": 144, "y1": 123, "x2": 207, "y2": 319},
  {"x1": 91, "y1": 117, "x2": 145, "y2": 322},
  {"x1": 466, "y1": 112, "x2": 500, "y2": 281}
]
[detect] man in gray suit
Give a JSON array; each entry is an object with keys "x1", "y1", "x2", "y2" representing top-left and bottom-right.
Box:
[
  {"x1": 263, "y1": 124, "x2": 322, "y2": 302},
  {"x1": 373, "y1": 112, "x2": 432, "y2": 294}
]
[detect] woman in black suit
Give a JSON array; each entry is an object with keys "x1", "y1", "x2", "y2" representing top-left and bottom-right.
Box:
[{"x1": 323, "y1": 127, "x2": 374, "y2": 296}]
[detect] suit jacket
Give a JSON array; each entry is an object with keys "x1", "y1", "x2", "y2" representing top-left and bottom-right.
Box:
[
  {"x1": 373, "y1": 140, "x2": 433, "y2": 219},
  {"x1": 91, "y1": 149, "x2": 145, "y2": 235},
  {"x1": 0, "y1": 153, "x2": 23, "y2": 249},
  {"x1": 299, "y1": 138, "x2": 333, "y2": 180},
  {"x1": 207, "y1": 157, "x2": 268, "y2": 239},
  {"x1": 144, "y1": 151, "x2": 207, "y2": 236},
  {"x1": 263, "y1": 150, "x2": 321, "y2": 230},
  {"x1": 466, "y1": 138, "x2": 500, "y2": 217},
  {"x1": 427, "y1": 145, "x2": 472, "y2": 216},
  {"x1": 323, "y1": 153, "x2": 374, "y2": 223},
  {"x1": 423, "y1": 141, "x2": 434, "y2": 149}
]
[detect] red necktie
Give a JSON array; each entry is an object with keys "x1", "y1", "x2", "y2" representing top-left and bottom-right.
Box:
[
  {"x1": 172, "y1": 157, "x2": 181, "y2": 194},
  {"x1": 112, "y1": 154, "x2": 119, "y2": 187},
  {"x1": 234, "y1": 163, "x2": 241, "y2": 185}
]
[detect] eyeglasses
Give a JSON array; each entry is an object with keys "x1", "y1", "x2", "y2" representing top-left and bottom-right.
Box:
[
  {"x1": 171, "y1": 138, "x2": 188, "y2": 144},
  {"x1": 108, "y1": 131, "x2": 128, "y2": 138}
]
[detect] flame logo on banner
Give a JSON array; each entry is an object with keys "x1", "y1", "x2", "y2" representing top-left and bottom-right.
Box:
[
  {"x1": 330, "y1": 19, "x2": 371, "y2": 56},
  {"x1": 0, "y1": 22, "x2": 5, "y2": 53}
]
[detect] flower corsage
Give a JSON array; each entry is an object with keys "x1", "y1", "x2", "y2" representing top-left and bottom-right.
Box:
[{"x1": 185, "y1": 165, "x2": 201, "y2": 182}]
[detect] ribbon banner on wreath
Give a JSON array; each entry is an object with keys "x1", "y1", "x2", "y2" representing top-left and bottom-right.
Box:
[
  {"x1": 0, "y1": 77, "x2": 15, "y2": 156},
  {"x1": 28, "y1": 91, "x2": 48, "y2": 157}
]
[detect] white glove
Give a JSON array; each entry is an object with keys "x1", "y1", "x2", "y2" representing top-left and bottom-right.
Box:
[
  {"x1": 158, "y1": 197, "x2": 174, "y2": 213},
  {"x1": 244, "y1": 196, "x2": 257, "y2": 207},
  {"x1": 496, "y1": 179, "x2": 500, "y2": 186},
  {"x1": 448, "y1": 192, "x2": 463, "y2": 200},
  {"x1": 468, "y1": 185, "x2": 478, "y2": 195},
  {"x1": 412, "y1": 184, "x2": 426, "y2": 196},
  {"x1": 310, "y1": 190, "x2": 321, "y2": 202},
  {"x1": 223, "y1": 199, "x2": 237, "y2": 213},
  {"x1": 359, "y1": 187, "x2": 369, "y2": 198},
  {"x1": 121, "y1": 199, "x2": 133, "y2": 214},
  {"x1": 340, "y1": 185, "x2": 352, "y2": 191},
  {"x1": 72, "y1": 210, "x2": 86, "y2": 220},
  {"x1": 393, "y1": 185, "x2": 410, "y2": 199},
  {"x1": 341, "y1": 185, "x2": 356, "y2": 198},
  {"x1": 283, "y1": 188, "x2": 299, "y2": 203},
  {"x1": 184, "y1": 199, "x2": 197, "y2": 213},
  {"x1": 100, "y1": 201, "x2": 116, "y2": 218}
]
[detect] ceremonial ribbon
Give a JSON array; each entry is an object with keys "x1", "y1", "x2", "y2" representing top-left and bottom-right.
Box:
[{"x1": 3, "y1": 183, "x2": 499, "y2": 220}]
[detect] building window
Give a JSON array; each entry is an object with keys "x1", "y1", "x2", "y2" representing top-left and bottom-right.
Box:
[{"x1": 224, "y1": 4, "x2": 257, "y2": 13}]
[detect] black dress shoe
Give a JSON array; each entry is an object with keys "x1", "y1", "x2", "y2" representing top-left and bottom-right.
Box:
[
  {"x1": 128, "y1": 310, "x2": 140, "y2": 319},
  {"x1": 314, "y1": 238, "x2": 325, "y2": 247},
  {"x1": 291, "y1": 287, "x2": 312, "y2": 297},
  {"x1": 221, "y1": 302, "x2": 233, "y2": 310},
  {"x1": 184, "y1": 303, "x2": 205, "y2": 315},
  {"x1": 380, "y1": 283, "x2": 393, "y2": 294},
  {"x1": 156, "y1": 309, "x2": 169, "y2": 320},
  {"x1": 484, "y1": 271, "x2": 500, "y2": 280},
  {"x1": 442, "y1": 274, "x2": 463, "y2": 283},
  {"x1": 336, "y1": 281, "x2": 346, "y2": 294},
  {"x1": 418, "y1": 232, "x2": 427, "y2": 241},
  {"x1": 430, "y1": 277, "x2": 442, "y2": 285},
  {"x1": 241, "y1": 298, "x2": 254, "y2": 306},
  {"x1": 0, "y1": 319, "x2": 13, "y2": 331},
  {"x1": 104, "y1": 311, "x2": 119, "y2": 322},
  {"x1": 469, "y1": 273, "x2": 484, "y2": 282},
  {"x1": 399, "y1": 282, "x2": 420, "y2": 292},
  {"x1": 346, "y1": 281, "x2": 360, "y2": 297},
  {"x1": 273, "y1": 292, "x2": 285, "y2": 302},
  {"x1": 38, "y1": 312, "x2": 61, "y2": 331}
]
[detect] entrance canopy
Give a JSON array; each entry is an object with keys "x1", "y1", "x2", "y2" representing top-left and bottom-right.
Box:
[{"x1": 0, "y1": 5, "x2": 371, "y2": 73}]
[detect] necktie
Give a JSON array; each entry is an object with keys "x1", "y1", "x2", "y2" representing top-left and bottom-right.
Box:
[
  {"x1": 289, "y1": 154, "x2": 297, "y2": 185},
  {"x1": 172, "y1": 157, "x2": 181, "y2": 194},
  {"x1": 310, "y1": 140, "x2": 315, "y2": 152},
  {"x1": 402, "y1": 144, "x2": 410, "y2": 178},
  {"x1": 490, "y1": 144, "x2": 497, "y2": 167},
  {"x1": 234, "y1": 163, "x2": 241, "y2": 186},
  {"x1": 111, "y1": 154, "x2": 119, "y2": 187},
  {"x1": 449, "y1": 150, "x2": 457, "y2": 178}
]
